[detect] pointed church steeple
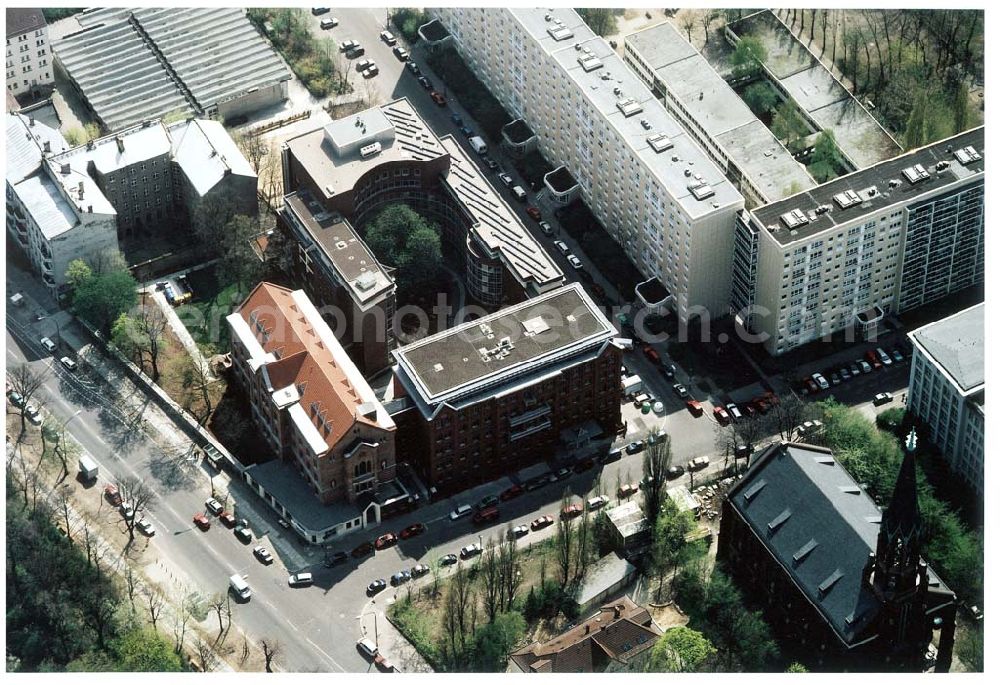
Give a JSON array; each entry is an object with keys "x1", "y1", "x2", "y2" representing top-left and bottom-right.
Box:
[{"x1": 871, "y1": 429, "x2": 924, "y2": 600}]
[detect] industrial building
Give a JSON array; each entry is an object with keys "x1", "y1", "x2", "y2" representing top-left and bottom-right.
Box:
[
  {"x1": 731, "y1": 127, "x2": 983, "y2": 355},
  {"x1": 428, "y1": 7, "x2": 744, "y2": 322}
]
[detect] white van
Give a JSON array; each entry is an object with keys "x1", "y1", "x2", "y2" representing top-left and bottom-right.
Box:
[
  {"x1": 229, "y1": 574, "x2": 251, "y2": 600},
  {"x1": 449, "y1": 504, "x2": 473, "y2": 520},
  {"x1": 469, "y1": 136, "x2": 487, "y2": 155},
  {"x1": 511, "y1": 185, "x2": 527, "y2": 202}
]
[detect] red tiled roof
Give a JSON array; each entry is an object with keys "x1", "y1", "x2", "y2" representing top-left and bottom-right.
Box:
[{"x1": 235, "y1": 282, "x2": 377, "y2": 451}]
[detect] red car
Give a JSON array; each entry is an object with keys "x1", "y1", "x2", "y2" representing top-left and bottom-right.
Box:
[
  {"x1": 686, "y1": 399, "x2": 703, "y2": 417},
  {"x1": 500, "y1": 484, "x2": 524, "y2": 501},
  {"x1": 193, "y1": 513, "x2": 211, "y2": 531},
  {"x1": 473, "y1": 506, "x2": 500, "y2": 525},
  {"x1": 803, "y1": 378, "x2": 819, "y2": 394},
  {"x1": 104, "y1": 484, "x2": 122, "y2": 506},
  {"x1": 430, "y1": 91, "x2": 446, "y2": 106},
  {"x1": 526, "y1": 206, "x2": 542, "y2": 221},
  {"x1": 375, "y1": 533, "x2": 398, "y2": 550},
  {"x1": 219, "y1": 512, "x2": 237, "y2": 528},
  {"x1": 352, "y1": 541, "x2": 375, "y2": 558},
  {"x1": 531, "y1": 515, "x2": 554, "y2": 530},
  {"x1": 713, "y1": 406, "x2": 730, "y2": 425},
  {"x1": 561, "y1": 503, "x2": 583, "y2": 519},
  {"x1": 642, "y1": 345, "x2": 660, "y2": 364},
  {"x1": 399, "y1": 523, "x2": 426, "y2": 539}
]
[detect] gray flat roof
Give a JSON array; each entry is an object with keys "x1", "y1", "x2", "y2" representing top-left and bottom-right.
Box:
[
  {"x1": 626, "y1": 21, "x2": 815, "y2": 203},
  {"x1": 509, "y1": 9, "x2": 743, "y2": 218},
  {"x1": 245, "y1": 460, "x2": 363, "y2": 533},
  {"x1": 728, "y1": 443, "x2": 951, "y2": 648},
  {"x1": 393, "y1": 282, "x2": 615, "y2": 404},
  {"x1": 909, "y1": 303, "x2": 984, "y2": 394},
  {"x1": 53, "y1": 8, "x2": 290, "y2": 131},
  {"x1": 752, "y1": 127, "x2": 984, "y2": 245}
]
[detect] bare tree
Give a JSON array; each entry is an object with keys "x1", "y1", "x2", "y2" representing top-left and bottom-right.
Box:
[
  {"x1": 234, "y1": 127, "x2": 269, "y2": 173},
  {"x1": 8, "y1": 362, "x2": 46, "y2": 438},
  {"x1": 554, "y1": 488, "x2": 575, "y2": 587},
  {"x1": 764, "y1": 391, "x2": 811, "y2": 442},
  {"x1": 173, "y1": 353, "x2": 215, "y2": 425},
  {"x1": 498, "y1": 532, "x2": 520, "y2": 612},
  {"x1": 678, "y1": 9, "x2": 697, "y2": 43},
  {"x1": 240, "y1": 636, "x2": 251, "y2": 665},
  {"x1": 195, "y1": 637, "x2": 217, "y2": 672},
  {"x1": 209, "y1": 593, "x2": 228, "y2": 640},
  {"x1": 478, "y1": 536, "x2": 503, "y2": 623},
  {"x1": 642, "y1": 432, "x2": 673, "y2": 524},
  {"x1": 125, "y1": 566, "x2": 140, "y2": 613},
  {"x1": 699, "y1": 9, "x2": 718, "y2": 45},
  {"x1": 116, "y1": 475, "x2": 157, "y2": 546},
  {"x1": 261, "y1": 639, "x2": 281, "y2": 672},
  {"x1": 820, "y1": 10, "x2": 829, "y2": 53},
  {"x1": 574, "y1": 509, "x2": 592, "y2": 582},
  {"x1": 809, "y1": 9, "x2": 817, "y2": 43},
  {"x1": 145, "y1": 589, "x2": 165, "y2": 631},
  {"x1": 172, "y1": 594, "x2": 194, "y2": 654}
]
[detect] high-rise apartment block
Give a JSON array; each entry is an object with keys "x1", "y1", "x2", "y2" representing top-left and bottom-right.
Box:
[
  {"x1": 731, "y1": 128, "x2": 984, "y2": 355},
  {"x1": 429, "y1": 8, "x2": 744, "y2": 321},
  {"x1": 6, "y1": 8, "x2": 53, "y2": 99}
]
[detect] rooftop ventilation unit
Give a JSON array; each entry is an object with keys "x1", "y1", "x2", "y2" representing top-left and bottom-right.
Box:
[
  {"x1": 360, "y1": 142, "x2": 382, "y2": 159},
  {"x1": 577, "y1": 52, "x2": 603, "y2": 72},
  {"x1": 640, "y1": 119, "x2": 651, "y2": 130},
  {"x1": 355, "y1": 272, "x2": 378, "y2": 292},
  {"x1": 616, "y1": 97, "x2": 643, "y2": 117},
  {"x1": 548, "y1": 24, "x2": 573, "y2": 41},
  {"x1": 687, "y1": 180, "x2": 715, "y2": 201},
  {"x1": 833, "y1": 189, "x2": 862, "y2": 209},
  {"x1": 902, "y1": 163, "x2": 930, "y2": 184},
  {"x1": 780, "y1": 208, "x2": 809, "y2": 229},
  {"x1": 953, "y1": 145, "x2": 981, "y2": 165},
  {"x1": 646, "y1": 133, "x2": 673, "y2": 153}
]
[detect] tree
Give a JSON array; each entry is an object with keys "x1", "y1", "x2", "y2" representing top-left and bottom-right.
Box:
[
  {"x1": 646, "y1": 626, "x2": 716, "y2": 672},
  {"x1": 730, "y1": 37, "x2": 767, "y2": 81},
  {"x1": 641, "y1": 432, "x2": 673, "y2": 524},
  {"x1": 113, "y1": 628, "x2": 184, "y2": 671},
  {"x1": 479, "y1": 537, "x2": 503, "y2": 623},
  {"x1": 192, "y1": 195, "x2": 238, "y2": 250},
  {"x1": 111, "y1": 301, "x2": 169, "y2": 382},
  {"x1": 808, "y1": 129, "x2": 840, "y2": 182},
  {"x1": 260, "y1": 639, "x2": 280, "y2": 673},
  {"x1": 787, "y1": 662, "x2": 810, "y2": 673},
  {"x1": 904, "y1": 91, "x2": 928, "y2": 149},
  {"x1": 116, "y1": 475, "x2": 156, "y2": 547},
  {"x1": 234, "y1": 127, "x2": 268, "y2": 173},
  {"x1": 762, "y1": 391, "x2": 812, "y2": 441},
  {"x1": 576, "y1": 8, "x2": 615, "y2": 37},
  {"x1": 742, "y1": 82, "x2": 778, "y2": 115},
  {"x1": 956, "y1": 623, "x2": 983, "y2": 672},
  {"x1": 8, "y1": 362, "x2": 46, "y2": 438},
  {"x1": 678, "y1": 9, "x2": 697, "y2": 42},
  {"x1": 473, "y1": 612, "x2": 527, "y2": 671},
  {"x1": 364, "y1": 204, "x2": 443, "y2": 296},
  {"x1": 218, "y1": 214, "x2": 264, "y2": 297},
  {"x1": 440, "y1": 564, "x2": 477, "y2": 668},
  {"x1": 173, "y1": 352, "x2": 215, "y2": 425},
  {"x1": 771, "y1": 100, "x2": 809, "y2": 148},
  {"x1": 66, "y1": 259, "x2": 93, "y2": 291},
  {"x1": 498, "y1": 533, "x2": 520, "y2": 612},
  {"x1": 650, "y1": 495, "x2": 696, "y2": 601},
  {"x1": 952, "y1": 82, "x2": 970, "y2": 132},
  {"x1": 699, "y1": 9, "x2": 718, "y2": 45},
  {"x1": 69, "y1": 256, "x2": 138, "y2": 337},
  {"x1": 554, "y1": 489, "x2": 575, "y2": 587}
]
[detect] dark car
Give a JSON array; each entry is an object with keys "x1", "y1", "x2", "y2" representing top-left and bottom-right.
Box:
[
  {"x1": 406, "y1": 60, "x2": 420, "y2": 75},
  {"x1": 367, "y1": 579, "x2": 387, "y2": 595},
  {"x1": 352, "y1": 541, "x2": 375, "y2": 558},
  {"x1": 430, "y1": 91, "x2": 446, "y2": 106},
  {"x1": 625, "y1": 441, "x2": 644, "y2": 455},
  {"x1": 411, "y1": 563, "x2": 431, "y2": 578},
  {"x1": 324, "y1": 551, "x2": 349, "y2": 567},
  {"x1": 499, "y1": 485, "x2": 524, "y2": 501},
  {"x1": 524, "y1": 476, "x2": 548, "y2": 491},
  {"x1": 477, "y1": 495, "x2": 500, "y2": 510},
  {"x1": 234, "y1": 526, "x2": 253, "y2": 544},
  {"x1": 484, "y1": 157, "x2": 499, "y2": 170},
  {"x1": 460, "y1": 125, "x2": 474, "y2": 138},
  {"x1": 439, "y1": 553, "x2": 459, "y2": 566},
  {"x1": 399, "y1": 522, "x2": 426, "y2": 539},
  {"x1": 553, "y1": 467, "x2": 572, "y2": 480},
  {"x1": 417, "y1": 76, "x2": 432, "y2": 90},
  {"x1": 601, "y1": 448, "x2": 623, "y2": 464},
  {"x1": 472, "y1": 506, "x2": 500, "y2": 524},
  {"x1": 573, "y1": 458, "x2": 595, "y2": 474},
  {"x1": 666, "y1": 465, "x2": 684, "y2": 479},
  {"x1": 390, "y1": 570, "x2": 412, "y2": 586},
  {"x1": 526, "y1": 206, "x2": 542, "y2": 221}
]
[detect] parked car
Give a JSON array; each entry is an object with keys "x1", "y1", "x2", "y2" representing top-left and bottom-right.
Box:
[
  {"x1": 320, "y1": 17, "x2": 338, "y2": 29},
  {"x1": 478, "y1": 494, "x2": 500, "y2": 510},
  {"x1": 324, "y1": 551, "x2": 348, "y2": 567},
  {"x1": 380, "y1": 30, "x2": 397, "y2": 45},
  {"x1": 849, "y1": 362, "x2": 861, "y2": 376},
  {"x1": 40, "y1": 336, "x2": 56, "y2": 352},
  {"x1": 234, "y1": 526, "x2": 253, "y2": 544},
  {"x1": 484, "y1": 156, "x2": 499, "y2": 170},
  {"x1": 205, "y1": 497, "x2": 224, "y2": 515},
  {"x1": 526, "y1": 206, "x2": 542, "y2": 221},
  {"x1": 392, "y1": 45, "x2": 409, "y2": 61},
  {"x1": 136, "y1": 519, "x2": 155, "y2": 536},
  {"x1": 586, "y1": 495, "x2": 609, "y2": 511},
  {"x1": 254, "y1": 546, "x2": 274, "y2": 564},
  {"x1": 839, "y1": 368, "x2": 851, "y2": 382},
  {"x1": 625, "y1": 441, "x2": 644, "y2": 455},
  {"x1": 660, "y1": 363, "x2": 676, "y2": 380},
  {"x1": 193, "y1": 513, "x2": 211, "y2": 531},
  {"x1": 352, "y1": 541, "x2": 375, "y2": 558},
  {"x1": 439, "y1": 553, "x2": 458, "y2": 566},
  {"x1": 500, "y1": 485, "x2": 524, "y2": 501},
  {"x1": 460, "y1": 125, "x2": 473, "y2": 137},
  {"x1": 524, "y1": 476, "x2": 549, "y2": 491},
  {"x1": 508, "y1": 524, "x2": 530, "y2": 539},
  {"x1": 688, "y1": 456, "x2": 711, "y2": 471},
  {"x1": 858, "y1": 359, "x2": 873, "y2": 374},
  {"x1": 449, "y1": 504, "x2": 473, "y2": 520},
  {"x1": 338, "y1": 39, "x2": 359, "y2": 52},
  {"x1": 289, "y1": 572, "x2": 314, "y2": 587},
  {"x1": 60, "y1": 357, "x2": 78, "y2": 371},
  {"x1": 876, "y1": 347, "x2": 893, "y2": 366},
  {"x1": 219, "y1": 512, "x2": 237, "y2": 528},
  {"x1": 601, "y1": 447, "x2": 623, "y2": 464},
  {"x1": 891, "y1": 348, "x2": 905, "y2": 363},
  {"x1": 460, "y1": 542, "x2": 482, "y2": 559},
  {"x1": 104, "y1": 484, "x2": 122, "y2": 506},
  {"x1": 472, "y1": 506, "x2": 499, "y2": 524},
  {"x1": 411, "y1": 563, "x2": 431, "y2": 577},
  {"x1": 553, "y1": 239, "x2": 569, "y2": 254},
  {"x1": 672, "y1": 383, "x2": 690, "y2": 399},
  {"x1": 553, "y1": 467, "x2": 572, "y2": 481},
  {"x1": 417, "y1": 76, "x2": 432, "y2": 89},
  {"x1": 667, "y1": 465, "x2": 684, "y2": 479},
  {"x1": 450, "y1": 112, "x2": 463, "y2": 126},
  {"x1": 536, "y1": 221, "x2": 553, "y2": 238},
  {"x1": 685, "y1": 399, "x2": 703, "y2": 417},
  {"x1": 367, "y1": 579, "x2": 387, "y2": 595},
  {"x1": 363, "y1": 64, "x2": 379, "y2": 78},
  {"x1": 391, "y1": 570, "x2": 412, "y2": 586},
  {"x1": 358, "y1": 638, "x2": 379, "y2": 660},
  {"x1": 406, "y1": 60, "x2": 420, "y2": 75},
  {"x1": 530, "y1": 515, "x2": 554, "y2": 531},
  {"x1": 642, "y1": 344, "x2": 660, "y2": 364},
  {"x1": 567, "y1": 255, "x2": 583, "y2": 270},
  {"x1": 827, "y1": 370, "x2": 841, "y2": 386},
  {"x1": 311, "y1": 7, "x2": 330, "y2": 15},
  {"x1": 355, "y1": 58, "x2": 374, "y2": 72},
  {"x1": 430, "y1": 91, "x2": 446, "y2": 106},
  {"x1": 375, "y1": 532, "x2": 398, "y2": 550},
  {"x1": 742, "y1": 402, "x2": 757, "y2": 418},
  {"x1": 399, "y1": 522, "x2": 426, "y2": 538},
  {"x1": 713, "y1": 406, "x2": 731, "y2": 425},
  {"x1": 865, "y1": 350, "x2": 883, "y2": 370},
  {"x1": 811, "y1": 373, "x2": 830, "y2": 390},
  {"x1": 873, "y1": 392, "x2": 894, "y2": 406},
  {"x1": 618, "y1": 483, "x2": 639, "y2": 498},
  {"x1": 119, "y1": 502, "x2": 135, "y2": 520},
  {"x1": 8, "y1": 390, "x2": 26, "y2": 408},
  {"x1": 24, "y1": 403, "x2": 41, "y2": 425}
]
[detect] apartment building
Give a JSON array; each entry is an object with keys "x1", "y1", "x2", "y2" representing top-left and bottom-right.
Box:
[
  {"x1": 391, "y1": 283, "x2": 623, "y2": 493},
  {"x1": 731, "y1": 127, "x2": 984, "y2": 355},
  {"x1": 6, "y1": 112, "x2": 117, "y2": 295},
  {"x1": 6, "y1": 8, "x2": 53, "y2": 99},
  {"x1": 907, "y1": 304, "x2": 984, "y2": 496},
  {"x1": 429, "y1": 8, "x2": 744, "y2": 321},
  {"x1": 281, "y1": 98, "x2": 563, "y2": 373},
  {"x1": 623, "y1": 21, "x2": 815, "y2": 207},
  {"x1": 227, "y1": 283, "x2": 402, "y2": 540}
]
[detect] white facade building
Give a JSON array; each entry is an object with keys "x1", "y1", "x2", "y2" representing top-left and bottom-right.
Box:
[
  {"x1": 732, "y1": 128, "x2": 984, "y2": 355},
  {"x1": 429, "y1": 8, "x2": 744, "y2": 321},
  {"x1": 6, "y1": 8, "x2": 53, "y2": 99},
  {"x1": 908, "y1": 304, "x2": 984, "y2": 496}
]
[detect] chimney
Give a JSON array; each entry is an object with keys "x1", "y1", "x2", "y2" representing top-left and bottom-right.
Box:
[
  {"x1": 584, "y1": 625, "x2": 590, "y2": 635},
  {"x1": 42, "y1": 140, "x2": 50, "y2": 153},
  {"x1": 28, "y1": 115, "x2": 35, "y2": 127},
  {"x1": 78, "y1": 181, "x2": 84, "y2": 198},
  {"x1": 614, "y1": 604, "x2": 623, "y2": 619},
  {"x1": 115, "y1": 136, "x2": 124, "y2": 153},
  {"x1": 87, "y1": 205, "x2": 93, "y2": 213}
]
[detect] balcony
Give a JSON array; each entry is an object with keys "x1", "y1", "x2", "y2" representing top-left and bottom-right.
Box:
[
  {"x1": 854, "y1": 305, "x2": 884, "y2": 338},
  {"x1": 418, "y1": 19, "x2": 453, "y2": 51},
  {"x1": 501, "y1": 118, "x2": 537, "y2": 159},
  {"x1": 635, "y1": 277, "x2": 673, "y2": 316},
  {"x1": 543, "y1": 166, "x2": 579, "y2": 206}
]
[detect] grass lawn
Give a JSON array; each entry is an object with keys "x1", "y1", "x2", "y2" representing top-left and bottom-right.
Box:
[{"x1": 174, "y1": 266, "x2": 242, "y2": 357}]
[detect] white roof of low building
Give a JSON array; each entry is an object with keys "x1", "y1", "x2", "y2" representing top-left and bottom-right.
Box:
[
  {"x1": 909, "y1": 303, "x2": 985, "y2": 395},
  {"x1": 10, "y1": 173, "x2": 78, "y2": 240},
  {"x1": 169, "y1": 118, "x2": 256, "y2": 196}
]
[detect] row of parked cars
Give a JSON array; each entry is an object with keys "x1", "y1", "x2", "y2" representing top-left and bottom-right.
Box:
[{"x1": 801, "y1": 346, "x2": 906, "y2": 395}]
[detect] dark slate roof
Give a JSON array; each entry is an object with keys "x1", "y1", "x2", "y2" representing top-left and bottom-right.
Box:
[
  {"x1": 6, "y1": 8, "x2": 46, "y2": 38},
  {"x1": 726, "y1": 443, "x2": 952, "y2": 648}
]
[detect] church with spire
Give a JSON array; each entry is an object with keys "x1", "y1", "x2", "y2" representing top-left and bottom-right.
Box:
[{"x1": 718, "y1": 434, "x2": 956, "y2": 671}]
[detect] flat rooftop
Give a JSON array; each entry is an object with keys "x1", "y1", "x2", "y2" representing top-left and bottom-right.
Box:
[
  {"x1": 752, "y1": 127, "x2": 984, "y2": 245},
  {"x1": 626, "y1": 21, "x2": 815, "y2": 202},
  {"x1": 284, "y1": 190, "x2": 393, "y2": 306},
  {"x1": 510, "y1": 8, "x2": 743, "y2": 219},
  {"x1": 284, "y1": 98, "x2": 448, "y2": 199},
  {"x1": 393, "y1": 282, "x2": 615, "y2": 403},
  {"x1": 439, "y1": 135, "x2": 563, "y2": 290},
  {"x1": 909, "y1": 303, "x2": 984, "y2": 394}
]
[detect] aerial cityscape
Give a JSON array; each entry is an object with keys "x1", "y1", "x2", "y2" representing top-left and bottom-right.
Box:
[{"x1": 4, "y1": 4, "x2": 985, "y2": 675}]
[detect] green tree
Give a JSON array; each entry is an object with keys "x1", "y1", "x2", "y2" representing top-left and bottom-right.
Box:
[
  {"x1": 217, "y1": 214, "x2": 264, "y2": 297},
  {"x1": 112, "y1": 629, "x2": 184, "y2": 671},
  {"x1": 956, "y1": 623, "x2": 983, "y2": 672},
  {"x1": 904, "y1": 91, "x2": 928, "y2": 149},
  {"x1": 771, "y1": 100, "x2": 809, "y2": 147},
  {"x1": 730, "y1": 37, "x2": 767, "y2": 80},
  {"x1": 473, "y1": 612, "x2": 527, "y2": 671},
  {"x1": 641, "y1": 432, "x2": 673, "y2": 524},
  {"x1": 645, "y1": 626, "x2": 716, "y2": 673},
  {"x1": 65, "y1": 259, "x2": 93, "y2": 291},
  {"x1": 68, "y1": 257, "x2": 138, "y2": 337},
  {"x1": 808, "y1": 129, "x2": 840, "y2": 182},
  {"x1": 952, "y1": 82, "x2": 970, "y2": 132},
  {"x1": 576, "y1": 9, "x2": 616, "y2": 37},
  {"x1": 742, "y1": 82, "x2": 778, "y2": 115},
  {"x1": 787, "y1": 662, "x2": 809, "y2": 672},
  {"x1": 650, "y1": 496, "x2": 696, "y2": 601},
  {"x1": 111, "y1": 303, "x2": 168, "y2": 382},
  {"x1": 364, "y1": 204, "x2": 442, "y2": 296}
]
